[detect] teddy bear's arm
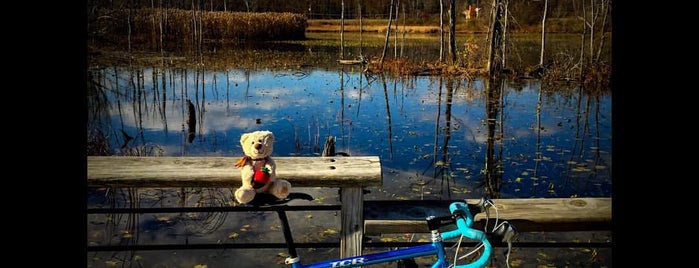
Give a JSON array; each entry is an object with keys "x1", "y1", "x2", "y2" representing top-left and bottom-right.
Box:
[
  {"x1": 265, "y1": 158, "x2": 276, "y2": 181},
  {"x1": 240, "y1": 164, "x2": 255, "y2": 188}
]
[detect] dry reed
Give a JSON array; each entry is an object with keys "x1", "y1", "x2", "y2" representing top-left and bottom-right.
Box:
[{"x1": 91, "y1": 8, "x2": 307, "y2": 46}]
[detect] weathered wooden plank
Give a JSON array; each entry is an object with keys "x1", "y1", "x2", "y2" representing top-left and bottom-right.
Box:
[
  {"x1": 364, "y1": 198, "x2": 612, "y2": 234},
  {"x1": 340, "y1": 188, "x2": 364, "y2": 258},
  {"x1": 87, "y1": 156, "x2": 382, "y2": 188}
]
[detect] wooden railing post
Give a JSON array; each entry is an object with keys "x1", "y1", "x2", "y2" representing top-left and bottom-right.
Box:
[{"x1": 340, "y1": 187, "x2": 363, "y2": 258}]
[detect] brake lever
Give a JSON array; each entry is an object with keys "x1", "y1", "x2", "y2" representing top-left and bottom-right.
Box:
[{"x1": 468, "y1": 197, "x2": 492, "y2": 215}]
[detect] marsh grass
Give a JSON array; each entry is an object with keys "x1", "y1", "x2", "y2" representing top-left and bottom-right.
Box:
[{"x1": 90, "y1": 8, "x2": 307, "y2": 48}]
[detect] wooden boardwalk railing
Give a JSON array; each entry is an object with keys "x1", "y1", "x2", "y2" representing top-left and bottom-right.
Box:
[
  {"x1": 87, "y1": 156, "x2": 612, "y2": 256},
  {"x1": 363, "y1": 198, "x2": 612, "y2": 235},
  {"x1": 87, "y1": 155, "x2": 381, "y2": 258}
]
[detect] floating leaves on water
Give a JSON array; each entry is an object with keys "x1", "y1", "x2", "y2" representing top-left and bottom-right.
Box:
[
  {"x1": 509, "y1": 258, "x2": 523, "y2": 267},
  {"x1": 380, "y1": 237, "x2": 398, "y2": 242},
  {"x1": 305, "y1": 214, "x2": 313, "y2": 219},
  {"x1": 594, "y1": 165, "x2": 606, "y2": 169},
  {"x1": 156, "y1": 216, "x2": 172, "y2": 223},
  {"x1": 270, "y1": 225, "x2": 281, "y2": 231},
  {"x1": 194, "y1": 265, "x2": 208, "y2": 268},
  {"x1": 105, "y1": 259, "x2": 120, "y2": 266},
  {"x1": 122, "y1": 231, "x2": 133, "y2": 238},
  {"x1": 228, "y1": 232, "x2": 239, "y2": 239},
  {"x1": 515, "y1": 177, "x2": 523, "y2": 183},
  {"x1": 572, "y1": 167, "x2": 590, "y2": 172},
  {"x1": 450, "y1": 187, "x2": 470, "y2": 194},
  {"x1": 277, "y1": 252, "x2": 290, "y2": 258},
  {"x1": 322, "y1": 228, "x2": 338, "y2": 235}
]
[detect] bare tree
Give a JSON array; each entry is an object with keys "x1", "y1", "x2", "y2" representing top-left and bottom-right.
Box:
[
  {"x1": 380, "y1": 0, "x2": 395, "y2": 65},
  {"x1": 341, "y1": 0, "x2": 345, "y2": 59},
  {"x1": 486, "y1": 0, "x2": 506, "y2": 77},
  {"x1": 448, "y1": 0, "x2": 456, "y2": 64},
  {"x1": 358, "y1": 0, "x2": 363, "y2": 57},
  {"x1": 539, "y1": 0, "x2": 548, "y2": 66},
  {"x1": 439, "y1": 0, "x2": 445, "y2": 62}
]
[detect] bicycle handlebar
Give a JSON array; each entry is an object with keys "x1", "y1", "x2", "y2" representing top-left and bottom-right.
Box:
[{"x1": 441, "y1": 201, "x2": 493, "y2": 268}]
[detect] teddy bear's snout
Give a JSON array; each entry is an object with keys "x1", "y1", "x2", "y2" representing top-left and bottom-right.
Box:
[{"x1": 254, "y1": 143, "x2": 263, "y2": 150}]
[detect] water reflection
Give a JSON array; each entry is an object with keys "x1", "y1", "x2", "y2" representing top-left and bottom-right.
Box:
[
  {"x1": 86, "y1": 65, "x2": 611, "y2": 199},
  {"x1": 483, "y1": 78, "x2": 504, "y2": 199}
]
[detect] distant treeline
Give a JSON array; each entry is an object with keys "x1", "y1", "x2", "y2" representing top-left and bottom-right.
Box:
[
  {"x1": 89, "y1": 8, "x2": 307, "y2": 47},
  {"x1": 87, "y1": 0, "x2": 592, "y2": 27}
]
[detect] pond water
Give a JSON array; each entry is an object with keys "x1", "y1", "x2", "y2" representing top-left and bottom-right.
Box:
[
  {"x1": 86, "y1": 32, "x2": 612, "y2": 267},
  {"x1": 87, "y1": 65, "x2": 611, "y2": 199}
]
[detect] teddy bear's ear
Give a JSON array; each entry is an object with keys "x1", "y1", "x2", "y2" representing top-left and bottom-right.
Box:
[{"x1": 240, "y1": 133, "x2": 251, "y2": 146}]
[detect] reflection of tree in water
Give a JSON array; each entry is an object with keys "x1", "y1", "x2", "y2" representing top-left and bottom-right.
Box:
[
  {"x1": 87, "y1": 187, "x2": 232, "y2": 266},
  {"x1": 380, "y1": 73, "x2": 394, "y2": 160},
  {"x1": 88, "y1": 64, "x2": 250, "y2": 156},
  {"x1": 417, "y1": 77, "x2": 462, "y2": 199},
  {"x1": 562, "y1": 85, "x2": 610, "y2": 196},
  {"x1": 86, "y1": 70, "x2": 113, "y2": 156},
  {"x1": 87, "y1": 66, "x2": 169, "y2": 156},
  {"x1": 482, "y1": 78, "x2": 504, "y2": 199}
]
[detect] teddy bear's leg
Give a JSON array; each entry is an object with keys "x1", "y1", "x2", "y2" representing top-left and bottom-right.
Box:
[
  {"x1": 269, "y1": 179, "x2": 291, "y2": 199},
  {"x1": 235, "y1": 187, "x2": 256, "y2": 204}
]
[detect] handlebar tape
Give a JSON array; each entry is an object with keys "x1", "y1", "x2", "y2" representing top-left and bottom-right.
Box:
[{"x1": 441, "y1": 202, "x2": 493, "y2": 268}]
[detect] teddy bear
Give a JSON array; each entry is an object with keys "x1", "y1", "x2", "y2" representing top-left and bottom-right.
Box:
[{"x1": 233, "y1": 130, "x2": 291, "y2": 204}]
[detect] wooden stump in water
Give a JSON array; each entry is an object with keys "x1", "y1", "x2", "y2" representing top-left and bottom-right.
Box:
[
  {"x1": 186, "y1": 99, "x2": 196, "y2": 143},
  {"x1": 322, "y1": 136, "x2": 336, "y2": 157}
]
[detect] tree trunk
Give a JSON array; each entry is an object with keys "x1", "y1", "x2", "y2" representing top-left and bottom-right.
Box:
[
  {"x1": 539, "y1": 0, "x2": 547, "y2": 66},
  {"x1": 594, "y1": 0, "x2": 610, "y2": 64},
  {"x1": 341, "y1": 0, "x2": 345, "y2": 59},
  {"x1": 439, "y1": 0, "x2": 444, "y2": 62},
  {"x1": 448, "y1": 0, "x2": 456, "y2": 64},
  {"x1": 486, "y1": 0, "x2": 505, "y2": 78},
  {"x1": 380, "y1": 0, "x2": 395, "y2": 65},
  {"x1": 358, "y1": 1, "x2": 363, "y2": 56}
]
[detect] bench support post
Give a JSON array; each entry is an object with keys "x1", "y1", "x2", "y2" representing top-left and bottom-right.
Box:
[{"x1": 340, "y1": 187, "x2": 364, "y2": 258}]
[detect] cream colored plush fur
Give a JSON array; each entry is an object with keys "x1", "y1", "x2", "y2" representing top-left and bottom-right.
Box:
[{"x1": 233, "y1": 130, "x2": 291, "y2": 204}]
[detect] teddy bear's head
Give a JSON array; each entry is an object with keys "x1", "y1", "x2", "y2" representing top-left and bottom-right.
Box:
[{"x1": 240, "y1": 130, "x2": 275, "y2": 159}]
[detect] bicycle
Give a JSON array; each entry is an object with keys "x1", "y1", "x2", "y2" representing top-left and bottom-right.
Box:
[{"x1": 245, "y1": 193, "x2": 517, "y2": 268}]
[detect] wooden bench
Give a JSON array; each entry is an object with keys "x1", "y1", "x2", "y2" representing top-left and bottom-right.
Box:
[
  {"x1": 87, "y1": 156, "x2": 613, "y2": 255},
  {"x1": 87, "y1": 155, "x2": 382, "y2": 258},
  {"x1": 363, "y1": 198, "x2": 612, "y2": 234}
]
